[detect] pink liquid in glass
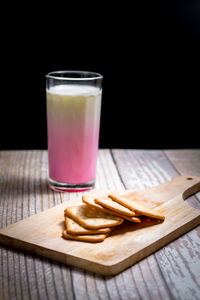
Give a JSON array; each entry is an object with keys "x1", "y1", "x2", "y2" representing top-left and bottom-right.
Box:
[{"x1": 46, "y1": 85, "x2": 102, "y2": 185}]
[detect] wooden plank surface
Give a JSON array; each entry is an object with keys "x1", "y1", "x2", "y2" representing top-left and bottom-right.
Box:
[
  {"x1": 1, "y1": 175, "x2": 199, "y2": 275},
  {"x1": 0, "y1": 149, "x2": 200, "y2": 300}
]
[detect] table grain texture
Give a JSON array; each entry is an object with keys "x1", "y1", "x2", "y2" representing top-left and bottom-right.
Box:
[{"x1": 0, "y1": 149, "x2": 200, "y2": 300}]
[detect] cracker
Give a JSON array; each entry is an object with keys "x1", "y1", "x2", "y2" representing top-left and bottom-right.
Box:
[
  {"x1": 62, "y1": 229, "x2": 109, "y2": 242},
  {"x1": 94, "y1": 196, "x2": 139, "y2": 216},
  {"x1": 109, "y1": 194, "x2": 165, "y2": 220},
  {"x1": 119, "y1": 215, "x2": 141, "y2": 223},
  {"x1": 82, "y1": 196, "x2": 141, "y2": 223},
  {"x1": 82, "y1": 195, "x2": 104, "y2": 210},
  {"x1": 115, "y1": 191, "x2": 163, "y2": 209},
  {"x1": 64, "y1": 205, "x2": 123, "y2": 229},
  {"x1": 65, "y1": 216, "x2": 112, "y2": 235}
]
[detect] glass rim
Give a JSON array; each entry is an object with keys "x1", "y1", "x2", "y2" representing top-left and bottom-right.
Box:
[{"x1": 46, "y1": 70, "x2": 103, "y2": 81}]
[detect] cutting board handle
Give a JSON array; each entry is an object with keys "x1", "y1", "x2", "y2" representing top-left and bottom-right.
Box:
[
  {"x1": 145, "y1": 175, "x2": 200, "y2": 202},
  {"x1": 180, "y1": 175, "x2": 200, "y2": 199}
]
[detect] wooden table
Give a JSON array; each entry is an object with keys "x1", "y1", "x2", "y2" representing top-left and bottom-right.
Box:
[{"x1": 0, "y1": 149, "x2": 200, "y2": 300}]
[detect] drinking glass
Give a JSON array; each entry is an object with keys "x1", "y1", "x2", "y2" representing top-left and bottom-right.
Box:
[{"x1": 46, "y1": 71, "x2": 103, "y2": 191}]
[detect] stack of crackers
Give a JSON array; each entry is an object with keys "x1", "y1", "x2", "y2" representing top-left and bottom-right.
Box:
[{"x1": 62, "y1": 192, "x2": 165, "y2": 243}]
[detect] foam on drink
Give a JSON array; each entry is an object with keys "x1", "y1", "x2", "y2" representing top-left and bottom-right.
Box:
[{"x1": 47, "y1": 84, "x2": 100, "y2": 96}]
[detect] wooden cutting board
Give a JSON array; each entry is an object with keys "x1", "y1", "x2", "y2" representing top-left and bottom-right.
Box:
[{"x1": 0, "y1": 175, "x2": 200, "y2": 275}]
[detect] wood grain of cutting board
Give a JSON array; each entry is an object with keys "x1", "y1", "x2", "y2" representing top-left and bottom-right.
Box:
[{"x1": 0, "y1": 175, "x2": 200, "y2": 275}]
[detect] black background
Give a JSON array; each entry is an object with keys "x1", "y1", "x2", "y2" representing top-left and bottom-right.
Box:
[{"x1": 1, "y1": 1, "x2": 200, "y2": 150}]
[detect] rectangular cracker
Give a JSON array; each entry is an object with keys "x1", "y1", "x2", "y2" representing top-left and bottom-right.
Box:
[
  {"x1": 94, "y1": 196, "x2": 139, "y2": 217},
  {"x1": 109, "y1": 194, "x2": 165, "y2": 220},
  {"x1": 65, "y1": 216, "x2": 112, "y2": 235},
  {"x1": 115, "y1": 191, "x2": 164, "y2": 209},
  {"x1": 82, "y1": 196, "x2": 141, "y2": 223},
  {"x1": 62, "y1": 229, "x2": 109, "y2": 243},
  {"x1": 82, "y1": 196, "x2": 106, "y2": 211},
  {"x1": 64, "y1": 205, "x2": 123, "y2": 229}
]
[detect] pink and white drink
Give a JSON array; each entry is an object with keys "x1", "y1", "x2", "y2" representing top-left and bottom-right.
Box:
[{"x1": 46, "y1": 71, "x2": 103, "y2": 191}]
